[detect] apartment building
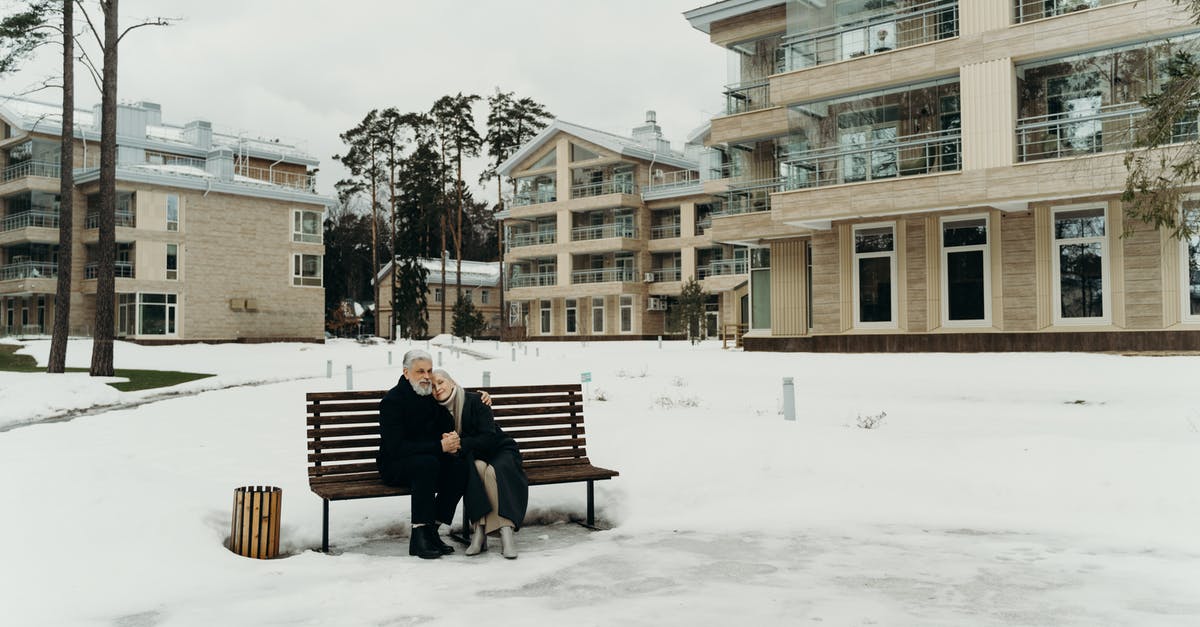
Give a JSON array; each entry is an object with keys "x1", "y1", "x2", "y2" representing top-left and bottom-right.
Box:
[
  {"x1": 497, "y1": 114, "x2": 758, "y2": 340},
  {"x1": 682, "y1": 0, "x2": 1200, "y2": 351},
  {"x1": 0, "y1": 97, "x2": 329, "y2": 342},
  {"x1": 375, "y1": 255, "x2": 502, "y2": 338}
]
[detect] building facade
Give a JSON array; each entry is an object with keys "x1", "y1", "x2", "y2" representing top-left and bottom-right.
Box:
[
  {"x1": 680, "y1": 0, "x2": 1200, "y2": 351},
  {"x1": 497, "y1": 115, "x2": 755, "y2": 340},
  {"x1": 0, "y1": 98, "x2": 329, "y2": 342},
  {"x1": 375, "y1": 256, "x2": 502, "y2": 338}
]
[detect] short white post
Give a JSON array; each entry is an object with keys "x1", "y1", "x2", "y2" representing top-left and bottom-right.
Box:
[
  {"x1": 437, "y1": 351, "x2": 443, "y2": 367},
  {"x1": 345, "y1": 365, "x2": 354, "y2": 391},
  {"x1": 535, "y1": 348, "x2": 540, "y2": 357},
  {"x1": 658, "y1": 335, "x2": 662, "y2": 349},
  {"x1": 326, "y1": 360, "x2": 332, "y2": 378},
  {"x1": 387, "y1": 351, "x2": 392, "y2": 366},
  {"x1": 782, "y1": 377, "x2": 796, "y2": 421},
  {"x1": 482, "y1": 371, "x2": 491, "y2": 386},
  {"x1": 451, "y1": 336, "x2": 456, "y2": 345},
  {"x1": 511, "y1": 347, "x2": 516, "y2": 362},
  {"x1": 523, "y1": 345, "x2": 528, "y2": 355}
]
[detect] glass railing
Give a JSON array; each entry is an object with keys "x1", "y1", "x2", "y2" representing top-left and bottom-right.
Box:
[
  {"x1": 84, "y1": 212, "x2": 136, "y2": 229},
  {"x1": 509, "y1": 189, "x2": 557, "y2": 207},
  {"x1": 84, "y1": 261, "x2": 135, "y2": 279},
  {"x1": 650, "y1": 268, "x2": 682, "y2": 282},
  {"x1": 779, "y1": 129, "x2": 962, "y2": 190},
  {"x1": 0, "y1": 210, "x2": 59, "y2": 232},
  {"x1": 645, "y1": 170, "x2": 700, "y2": 192},
  {"x1": 0, "y1": 260, "x2": 57, "y2": 280},
  {"x1": 708, "y1": 162, "x2": 744, "y2": 180},
  {"x1": 724, "y1": 80, "x2": 771, "y2": 116},
  {"x1": 2, "y1": 160, "x2": 61, "y2": 182},
  {"x1": 698, "y1": 259, "x2": 748, "y2": 279},
  {"x1": 780, "y1": 0, "x2": 959, "y2": 72},
  {"x1": 1014, "y1": 0, "x2": 1112, "y2": 23},
  {"x1": 571, "y1": 267, "x2": 638, "y2": 284},
  {"x1": 714, "y1": 178, "x2": 783, "y2": 216},
  {"x1": 1016, "y1": 101, "x2": 1179, "y2": 162},
  {"x1": 234, "y1": 164, "x2": 315, "y2": 192},
  {"x1": 508, "y1": 271, "x2": 557, "y2": 288},
  {"x1": 509, "y1": 231, "x2": 557, "y2": 248},
  {"x1": 650, "y1": 223, "x2": 681, "y2": 239},
  {"x1": 571, "y1": 223, "x2": 637, "y2": 241},
  {"x1": 570, "y1": 179, "x2": 637, "y2": 198}
]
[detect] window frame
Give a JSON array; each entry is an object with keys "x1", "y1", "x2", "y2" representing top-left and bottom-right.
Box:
[
  {"x1": 291, "y1": 253, "x2": 323, "y2": 288},
  {"x1": 565, "y1": 298, "x2": 578, "y2": 334},
  {"x1": 292, "y1": 209, "x2": 322, "y2": 244},
  {"x1": 166, "y1": 243, "x2": 178, "y2": 281},
  {"x1": 135, "y1": 292, "x2": 178, "y2": 336},
  {"x1": 591, "y1": 297, "x2": 605, "y2": 334},
  {"x1": 851, "y1": 221, "x2": 899, "y2": 329},
  {"x1": 539, "y1": 300, "x2": 552, "y2": 334},
  {"x1": 166, "y1": 194, "x2": 179, "y2": 232},
  {"x1": 1051, "y1": 204, "x2": 1110, "y2": 325},
  {"x1": 1180, "y1": 198, "x2": 1200, "y2": 323},
  {"x1": 939, "y1": 214, "x2": 992, "y2": 328},
  {"x1": 620, "y1": 295, "x2": 634, "y2": 333}
]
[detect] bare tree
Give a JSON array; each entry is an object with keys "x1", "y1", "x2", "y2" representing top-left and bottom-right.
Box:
[{"x1": 48, "y1": 0, "x2": 73, "y2": 373}]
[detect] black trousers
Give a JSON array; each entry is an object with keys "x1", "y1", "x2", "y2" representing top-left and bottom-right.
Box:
[{"x1": 399, "y1": 453, "x2": 468, "y2": 526}]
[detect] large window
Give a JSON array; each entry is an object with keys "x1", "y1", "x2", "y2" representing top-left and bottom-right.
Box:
[
  {"x1": 292, "y1": 253, "x2": 322, "y2": 287},
  {"x1": 539, "y1": 300, "x2": 551, "y2": 334},
  {"x1": 166, "y1": 194, "x2": 179, "y2": 231},
  {"x1": 293, "y1": 209, "x2": 322, "y2": 243},
  {"x1": 1052, "y1": 206, "x2": 1108, "y2": 323},
  {"x1": 941, "y1": 216, "x2": 990, "y2": 326},
  {"x1": 166, "y1": 244, "x2": 178, "y2": 280},
  {"x1": 592, "y1": 297, "x2": 605, "y2": 333},
  {"x1": 853, "y1": 223, "x2": 897, "y2": 328},
  {"x1": 750, "y1": 248, "x2": 771, "y2": 330},
  {"x1": 565, "y1": 298, "x2": 578, "y2": 334},
  {"x1": 137, "y1": 293, "x2": 177, "y2": 336},
  {"x1": 620, "y1": 296, "x2": 633, "y2": 333},
  {"x1": 1182, "y1": 199, "x2": 1200, "y2": 321}
]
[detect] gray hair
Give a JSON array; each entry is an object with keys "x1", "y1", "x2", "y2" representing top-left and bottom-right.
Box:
[
  {"x1": 402, "y1": 349, "x2": 433, "y2": 369},
  {"x1": 432, "y1": 368, "x2": 456, "y2": 386}
]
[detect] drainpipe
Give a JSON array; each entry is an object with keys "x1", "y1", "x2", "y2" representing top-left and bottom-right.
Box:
[{"x1": 267, "y1": 151, "x2": 285, "y2": 186}]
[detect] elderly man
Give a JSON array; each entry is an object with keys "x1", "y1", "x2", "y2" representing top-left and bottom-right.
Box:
[{"x1": 377, "y1": 349, "x2": 467, "y2": 559}]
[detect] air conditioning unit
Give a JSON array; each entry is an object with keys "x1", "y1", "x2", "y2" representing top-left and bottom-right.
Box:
[
  {"x1": 646, "y1": 296, "x2": 667, "y2": 311},
  {"x1": 643, "y1": 272, "x2": 656, "y2": 283}
]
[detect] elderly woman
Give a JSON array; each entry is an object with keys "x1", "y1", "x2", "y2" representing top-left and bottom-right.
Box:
[{"x1": 432, "y1": 368, "x2": 528, "y2": 559}]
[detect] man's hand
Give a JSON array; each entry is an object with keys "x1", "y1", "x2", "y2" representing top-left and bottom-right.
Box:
[
  {"x1": 440, "y1": 431, "x2": 461, "y2": 454},
  {"x1": 480, "y1": 390, "x2": 492, "y2": 406}
]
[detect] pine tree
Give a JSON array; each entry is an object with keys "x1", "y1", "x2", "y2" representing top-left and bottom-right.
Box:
[
  {"x1": 431, "y1": 93, "x2": 482, "y2": 318},
  {"x1": 678, "y1": 277, "x2": 707, "y2": 344},
  {"x1": 451, "y1": 294, "x2": 486, "y2": 339}
]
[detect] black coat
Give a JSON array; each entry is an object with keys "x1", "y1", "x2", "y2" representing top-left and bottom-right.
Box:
[
  {"x1": 376, "y1": 378, "x2": 455, "y2": 486},
  {"x1": 459, "y1": 391, "x2": 529, "y2": 529}
]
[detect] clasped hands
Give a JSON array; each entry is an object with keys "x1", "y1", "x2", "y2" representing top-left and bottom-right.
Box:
[{"x1": 440, "y1": 431, "x2": 461, "y2": 454}]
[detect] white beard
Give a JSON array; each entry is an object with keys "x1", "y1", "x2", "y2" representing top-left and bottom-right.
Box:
[{"x1": 409, "y1": 378, "x2": 433, "y2": 396}]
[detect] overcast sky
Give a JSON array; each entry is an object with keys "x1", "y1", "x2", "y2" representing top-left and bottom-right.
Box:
[{"x1": 0, "y1": 0, "x2": 728, "y2": 204}]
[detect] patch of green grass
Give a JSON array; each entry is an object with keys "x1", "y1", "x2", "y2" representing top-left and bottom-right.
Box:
[{"x1": 0, "y1": 344, "x2": 214, "y2": 391}]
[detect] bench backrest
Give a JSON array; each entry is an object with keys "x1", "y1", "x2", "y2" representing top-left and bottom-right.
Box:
[{"x1": 307, "y1": 384, "x2": 589, "y2": 482}]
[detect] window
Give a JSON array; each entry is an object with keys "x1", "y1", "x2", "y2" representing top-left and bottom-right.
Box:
[
  {"x1": 137, "y1": 293, "x2": 177, "y2": 335},
  {"x1": 166, "y1": 244, "x2": 178, "y2": 280},
  {"x1": 530, "y1": 150, "x2": 556, "y2": 169},
  {"x1": 434, "y1": 288, "x2": 443, "y2": 304},
  {"x1": 1052, "y1": 206, "x2": 1108, "y2": 323},
  {"x1": 592, "y1": 297, "x2": 605, "y2": 333},
  {"x1": 166, "y1": 195, "x2": 179, "y2": 231},
  {"x1": 292, "y1": 253, "x2": 322, "y2": 287},
  {"x1": 117, "y1": 293, "x2": 135, "y2": 337},
  {"x1": 565, "y1": 298, "x2": 578, "y2": 334},
  {"x1": 750, "y1": 248, "x2": 771, "y2": 330},
  {"x1": 570, "y1": 143, "x2": 600, "y2": 161},
  {"x1": 620, "y1": 296, "x2": 633, "y2": 333},
  {"x1": 852, "y1": 223, "x2": 897, "y2": 328},
  {"x1": 293, "y1": 209, "x2": 322, "y2": 243},
  {"x1": 941, "y1": 216, "x2": 990, "y2": 326},
  {"x1": 481, "y1": 289, "x2": 489, "y2": 305},
  {"x1": 1181, "y1": 199, "x2": 1200, "y2": 321},
  {"x1": 540, "y1": 300, "x2": 551, "y2": 334}
]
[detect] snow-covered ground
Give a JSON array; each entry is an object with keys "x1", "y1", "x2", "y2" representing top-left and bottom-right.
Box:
[{"x1": 1, "y1": 337, "x2": 1197, "y2": 626}]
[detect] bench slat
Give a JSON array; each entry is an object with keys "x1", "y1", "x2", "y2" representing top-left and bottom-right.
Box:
[
  {"x1": 307, "y1": 414, "x2": 382, "y2": 427},
  {"x1": 487, "y1": 393, "x2": 582, "y2": 406},
  {"x1": 308, "y1": 437, "x2": 380, "y2": 451},
  {"x1": 307, "y1": 425, "x2": 379, "y2": 439},
  {"x1": 310, "y1": 465, "x2": 618, "y2": 500},
  {"x1": 517, "y1": 437, "x2": 585, "y2": 451},
  {"x1": 309, "y1": 461, "x2": 379, "y2": 477},
  {"x1": 308, "y1": 390, "x2": 388, "y2": 402},
  {"x1": 307, "y1": 401, "x2": 381, "y2": 414},
  {"x1": 521, "y1": 448, "x2": 587, "y2": 461},
  {"x1": 494, "y1": 416, "x2": 586, "y2": 428}
]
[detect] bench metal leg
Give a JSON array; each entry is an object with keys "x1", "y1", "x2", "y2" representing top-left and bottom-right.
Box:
[
  {"x1": 322, "y1": 499, "x2": 330, "y2": 553},
  {"x1": 586, "y1": 480, "x2": 595, "y2": 526}
]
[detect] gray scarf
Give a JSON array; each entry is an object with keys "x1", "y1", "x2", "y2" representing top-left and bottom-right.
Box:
[{"x1": 436, "y1": 383, "x2": 465, "y2": 434}]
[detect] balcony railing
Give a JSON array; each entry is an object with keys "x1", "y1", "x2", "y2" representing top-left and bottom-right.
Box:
[
  {"x1": 571, "y1": 223, "x2": 637, "y2": 241},
  {"x1": 509, "y1": 189, "x2": 557, "y2": 207},
  {"x1": 714, "y1": 178, "x2": 783, "y2": 217},
  {"x1": 509, "y1": 271, "x2": 557, "y2": 288},
  {"x1": 1014, "y1": 0, "x2": 1113, "y2": 23},
  {"x1": 650, "y1": 268, "x2": 682, "y2": 282},
  {"x1": 646, "y1": 170, "x2": 700, "y2": 191},
  {"x1": 571, "y1": 267, "x2": 637, "y2": 284},
  {"x1": 84, "y1": 261, "x2": 134, "y2": 279},
  {"x1": 1015, "y1": 101, "x2": 1178, "y2": 162},
  {"x1": 0, "y1": 260, "x2": 57, "y2": 280},
  {"x1": 234, "y1": 164, "x2": 315, "y2": 192},
  {"x1": 780, "y1": 0, "x2": 959, "y2": 72},
  {"x1": 570, "y1": 179, "x2": 637, "y2": 198},
  {"x1": 650, "y1": 223, "x2": 681, "y2": 239},
  {"x1": 1, "y1": 210, "x2": 59, "y2": 232},
  {"x1": 84, "y1": 212, "x2": 136, "y2": 229},
  {"x1": 779, "y1": 129, "x2": 962, "y2": 190},
  {"x1": 1, "y1": 160, "x2": 61, "y2": 182},
  {"x1": 724, "y1": 80, "x2": 771, "y2": 116},
  {"x1": 509, "y1": 231, "x2": 557, "y2": 248},
  {"x1": 697, "y1": 259, "x2": 748, "y2": 279},
  {"x1": 708, "y1": 162, "x2": 744, "y2": 180}
]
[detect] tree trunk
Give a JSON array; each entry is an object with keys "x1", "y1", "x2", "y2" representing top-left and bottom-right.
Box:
[
  {"x1": 439, "y1": 215, "x2": 447, "y2": 333},
  {"x1": 369, "y1": 151, "x2": 378, "y2": 338},
  {"x1": 90, "y1": 0, "x2": 118, "y2": 377},
  {"x1": 389, "y1": 157, "x2": 398, "y2": 340},
  {"x1": 48, "y1": 0, "x2": 74, "y2": 373},
  {"x1": 497, "y1": 176, "x2": 505, "y2": 337},
  {"x1": 455, "y1": 153, "x2": 463, "y2": 306}
]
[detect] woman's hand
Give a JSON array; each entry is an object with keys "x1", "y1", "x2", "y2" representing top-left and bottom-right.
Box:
[
  {"x1": 440, "y1": 432, "x2": 461, "y2": 454},
  {"x1": 480, "y1": 390, "x2": 492, "y2": 406}
]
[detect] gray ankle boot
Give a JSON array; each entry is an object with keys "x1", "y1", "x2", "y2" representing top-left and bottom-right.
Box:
[
  {"x1": 466, "y1": 524, "x2": 487, "y2": 556},
  {"x1": 499, "y1": 526, "x2": 517, "y2": 559}
]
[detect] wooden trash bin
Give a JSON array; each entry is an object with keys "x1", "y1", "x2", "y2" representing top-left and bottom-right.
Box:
[{"x1": 230, "y1": 485, "x2": 282, "y2": 559}]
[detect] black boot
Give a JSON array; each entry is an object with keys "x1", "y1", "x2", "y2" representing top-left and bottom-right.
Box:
[
  {"x1": 429, "y1": 525, "x2": 454, "y2": 554},
  {"x1": 408, "y1": 525, "x2": 441, "y2": 560}
]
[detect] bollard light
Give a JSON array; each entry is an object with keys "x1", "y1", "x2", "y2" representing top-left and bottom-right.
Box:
[
  {"x1": 782, "y1": 377, "x2": 796, "y2": 421},
  {"x1": 482, "y1": 371, "x2": 491, "y2": 386},
  {"x1": 346, "y1": 365, "x2": 354, "y2": 391},
  {"x1": 511, "y1": 347, "x2": 516, "y2": 362},
  {"x1": 326, "y1": 359, "x2": 332, "y2": 379},
  {"x1": 388, "y1": 351, "x2": 392, "y2": 366}
]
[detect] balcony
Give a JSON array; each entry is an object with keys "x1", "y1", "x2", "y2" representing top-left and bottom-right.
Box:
[
  {"x1": 1016, "y1": 102, "x2": 1168, "y2": 163},
  {"x1": 571, "y1": 179, "x2": 636, "y2": 199},
  {"x1": 572, "y1": 267, "x2": 637, "y2": 284},
  {"x1": 1013, "y1": 0, "x2": 1114, "y2": 23},
  {"x1": 234, "y1": 164, "x2": 315, "y2": 192},
  {"x1": 779, "y1": 0, "x2": 959, "y2": 72},
  {"x1": 649, "y1": 268, "x2": 682, "y2": 282},
  {"x1": 0, "y1": 260, "x2": 56, "y2": 280},
  {"x1": 644, "y1": 170, "x2": 702, "y2": 200},
  {"x1": 650, "y1": 223, "x2": 681, "y2": 240},
  {"x1": 0, "y1": 211, "x2": 59, "y2": 232},
  {"x1": 779, "y1": 129, "x2": 962, "y2": 190},
  {"x1": 697, "y1": 259, "x2": 747, "y2": 279},
  {"x1": 84, "y1": 212, "x2": 136, "y2": 229},
  {"x1": 509, "y1": 230, "x2": 557, "y2": 249},
  {"x1": 84, "y1": 261, "x2": 135, "y2": 279},
  {"x1": 714, "y1": 178, "x2": 782, "y2": 217},
  {"x1": 508, "y1": 189, "x2": 557, "y2": 207},
  {"x1": 1, "y1": 160, "x2": 61, "y2": 182},
  {"x1": 723, "y1": 80, "x2": 771, "y2": 116},
  {"x1": 571, "y1": 223, "x2": 637, "y2": 242},
  {"x1": 509, "y1": 271, "x2": 557, "y2": 288}
]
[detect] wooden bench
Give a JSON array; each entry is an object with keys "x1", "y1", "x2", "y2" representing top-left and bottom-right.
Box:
[{"x1": 306, "y1": 383, "x2": 619, "y2": 552}]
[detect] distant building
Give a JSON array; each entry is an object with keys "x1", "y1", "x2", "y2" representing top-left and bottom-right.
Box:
[
  {"x1": 0, "y1": 97, "x2": 331, "y2": 342},
  {"x1": 375, "y1": 255, "x2": 502, "y2": 338}
]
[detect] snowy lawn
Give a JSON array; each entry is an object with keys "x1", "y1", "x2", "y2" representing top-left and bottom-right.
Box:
[{"x1": 0, "y1": 337, "x2": 1197, "y2": 626}]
